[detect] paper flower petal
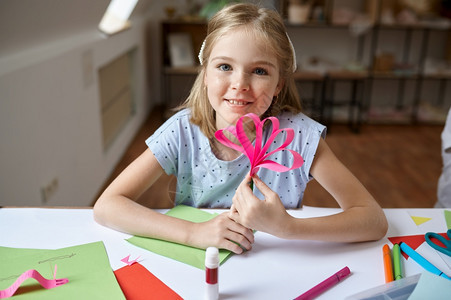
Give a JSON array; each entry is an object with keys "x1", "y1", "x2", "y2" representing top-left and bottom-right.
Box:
[{"x1": 214, "y1": 113, "x2": 304, "y2": 176}]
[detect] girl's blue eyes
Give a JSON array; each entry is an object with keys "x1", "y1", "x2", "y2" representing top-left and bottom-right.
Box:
[
  {"x1": 217, "y1": 64, "x2": 268, "y2": 75},
  {"x1": 218, "y1": 64, "x2": 231, "y2": 71},
  {"x1": 254, "y1": 68, "x2": 268, "y2": 75}
]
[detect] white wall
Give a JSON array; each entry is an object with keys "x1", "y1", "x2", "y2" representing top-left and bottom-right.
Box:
[
  {"x1": 0, "y1": 26, "x2": 145, "y2": 207},
  {"x1": 0, "y1": 0, "x2": 174, "y2": 206}
]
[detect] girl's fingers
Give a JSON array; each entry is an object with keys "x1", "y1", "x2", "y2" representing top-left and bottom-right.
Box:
[
  {"x1": 224, "y1": 230, "x2": 252, "y2": 251},
  {"x1": 212, "y1": 213, "x2": 254, "y2": 252},
  {"x1": 229, "y1": 204, "x2": 237, "y2": 218},
  {"x1": 253, "y1": 175, "x2": 277, "y2": 201},
  {"x1": 224, "y1": 212, "x2": 254, "y2": 242},
  {"x1": 221, "y1": 239, "x2": 245, "y2": 254},
  {"x1": 253, "y1": 175, "x2": 269, "y2": 192},
  {"x1": 228, "y1": 208, "x2": 240, "y2": 223}
]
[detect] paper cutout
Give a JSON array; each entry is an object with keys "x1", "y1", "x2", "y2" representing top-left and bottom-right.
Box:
[
  {"x1": 411, "y1": 216, "x2": 432, "y2": 226},
  {"x1": 0, "y1": 266, "x2": 68, "y2": 299},
  {"x1": 127, "y1": 205, "x2": 232, "y2": 269},
  {"x1": 0, "y1": 242, "x2": 125, "y2": 299},
  {"x1": 215, "y1": 113, "x2": 304, "y2": 176},
  {"x1": 389, "y1": 233, "x2": 448, "y2": 260},
  {"x1": 445, "y1": 210, "x2": 451, "y2": 230},
  {"x1": 114, "y1": 262, "x2": 182, "y2": 300},
  {"x1": 121, "y1": 255, "x2": 140, "y2": 266}
]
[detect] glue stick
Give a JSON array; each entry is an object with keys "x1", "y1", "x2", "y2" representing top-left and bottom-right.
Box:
[{"x1": 205, "y1": 247, "x2": 219, "y2": 300}]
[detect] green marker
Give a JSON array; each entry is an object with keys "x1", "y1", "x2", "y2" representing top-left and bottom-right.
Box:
[{"x1": 393, "y1": 243, "x2": 403, "y2": 280}]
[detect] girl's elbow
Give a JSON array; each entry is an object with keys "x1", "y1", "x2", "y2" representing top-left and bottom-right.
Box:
[
  {"x1": 93, "y1": 198, "x2": 108, "y2": 226},
  {"x1": 371, "y1": 211, "x2": 389, "y2": 241},
  {"x1": 378, "y1": 214, "x2": 389, "y2": 239}
]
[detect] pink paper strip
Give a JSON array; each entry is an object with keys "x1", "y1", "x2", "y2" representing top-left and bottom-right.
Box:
[
  {"x1": 121, "y1": 254, "x2": 140, "y2": 266},
  {"x1": 0, "y1": 267, "x2": 68, "y2": 298},
  {"x1": 215, "y1": 113, "x2": 304, "y2": 176}
]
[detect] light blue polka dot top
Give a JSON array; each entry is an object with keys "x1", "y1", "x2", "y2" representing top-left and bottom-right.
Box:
[{"x1": 146, "y1": 109, "x2": 326, "y2": 208}]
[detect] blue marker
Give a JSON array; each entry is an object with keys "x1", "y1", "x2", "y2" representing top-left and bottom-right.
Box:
[{"x1": 399, "y1": 242, "x2": 451, "y2": 280}]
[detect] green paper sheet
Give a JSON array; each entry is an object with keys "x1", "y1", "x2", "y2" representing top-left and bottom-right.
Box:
[
  {"x1": 0, "y1": 242, "x2": 125, "y2": 299},
  {"x1": 127, "y1": 205, "x2": 233, "y2": 269},
  {"x1": 445, "y1": 210, "x2": 451, "y2": 230}
]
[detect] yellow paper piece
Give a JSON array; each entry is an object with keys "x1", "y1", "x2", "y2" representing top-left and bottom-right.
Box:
[{"x1": 411, "y1": 216, "x2": 432, "y2": 226}]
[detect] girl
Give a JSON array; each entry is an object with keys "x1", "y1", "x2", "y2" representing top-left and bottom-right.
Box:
[{"x1": 94, "y1": 3, "x2": 388, "y2": 254}]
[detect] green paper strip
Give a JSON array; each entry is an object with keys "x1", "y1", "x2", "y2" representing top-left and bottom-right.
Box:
[
  {"x1": 127, "y1": 205, "x2": 233, "y2": 269},
  {"x1": 445, "y1": 210, "x2": 451, "y2": 230}
]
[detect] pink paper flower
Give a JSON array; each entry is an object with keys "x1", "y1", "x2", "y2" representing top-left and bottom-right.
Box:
[{"x1": 214, "y1": 113, "x2": 304, "y2": 176}]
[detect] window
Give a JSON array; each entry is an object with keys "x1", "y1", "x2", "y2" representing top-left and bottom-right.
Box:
[{"x1": 99, "y1": 0, "x2": 138, "y2": 35}]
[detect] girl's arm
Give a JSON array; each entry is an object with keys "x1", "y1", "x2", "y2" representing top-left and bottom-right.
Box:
[
  {"x1": 93, "y1": 148, "x2": 254, "y2": 254},
  {"x1": 230, "y1": 138, "x2": 388, "y2": 242}
]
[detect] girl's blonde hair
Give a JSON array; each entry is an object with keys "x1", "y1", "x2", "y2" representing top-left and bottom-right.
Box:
[{"x1": 179, "y1": 3, "x2": 302, "y2": 139}]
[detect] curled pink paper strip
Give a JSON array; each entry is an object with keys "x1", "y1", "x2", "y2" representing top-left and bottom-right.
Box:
[
  {"x1": 215, "y1": 113, "x2": 304, "y2": 176},
  {"x1": 0, "y1": 266, "x2": 68, "y2": 299}
]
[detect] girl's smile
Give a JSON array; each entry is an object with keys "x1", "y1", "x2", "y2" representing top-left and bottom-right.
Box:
[{"x1": 226, "y1": 99, "x2": 249, "y2": 106}]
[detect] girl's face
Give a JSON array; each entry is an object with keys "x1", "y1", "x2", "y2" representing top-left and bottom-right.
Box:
[{"x1": 204, "y1": 27, "x2": 283, "y2": 130}]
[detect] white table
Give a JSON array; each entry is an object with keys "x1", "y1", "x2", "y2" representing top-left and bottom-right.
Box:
[{"x1": 1, "y1": 207, "x2": 450, "y2": 299}]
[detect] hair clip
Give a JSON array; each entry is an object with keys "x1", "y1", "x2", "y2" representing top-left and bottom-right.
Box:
[
  {"x1": 198, "y1": 39, "x2": 206, "y2": 66},
  {"x1": 286, "y1": 33, "x2": 297, "y2": 72}
]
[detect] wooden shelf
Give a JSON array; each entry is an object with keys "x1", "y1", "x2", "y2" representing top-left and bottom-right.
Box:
[
  {"x1": 161, "y1": 18, "x2": 206, "y2": 26},
  {"x1": 327, "y1": 70, "x2": 369, "y2": 79},
  {"x1": 161, "y1": 19, "x2": 207, "y2": 68},
  {"x1": 285, "y1": 22, "x2": 337, "y2": 29},
  {"x1": 293, "y1": 70, "x2": 325, "y2": 81},
  {"x1": 371, "y1": 71, "x2": 420, "y2": 79},
  {"x1": 164, "y1": 66, "x2": 199, "y2": 75},
  {"x1": 423, "y1": 73, "x2": 451, "y2": 80}
]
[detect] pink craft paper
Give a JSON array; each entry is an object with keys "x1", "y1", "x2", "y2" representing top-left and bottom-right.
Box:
[
  {"x1": 215, "y1": 113, "x2": 304, "y2": 176},
  {"x1": 121, "y1": 254, "x2": 140, "y2": 266},
  {"x1": 0, "y1": 266, "x2": 68, "y2": 299}
]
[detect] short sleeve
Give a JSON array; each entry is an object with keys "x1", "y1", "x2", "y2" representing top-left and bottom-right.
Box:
[{"x1": 145, "y1": 110, "x2": 192, "y2": 175}]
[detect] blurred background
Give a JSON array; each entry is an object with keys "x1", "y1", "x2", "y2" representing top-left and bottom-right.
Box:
[{"x1": 0, "y1": 0, "x2": 449, "y2": 208}]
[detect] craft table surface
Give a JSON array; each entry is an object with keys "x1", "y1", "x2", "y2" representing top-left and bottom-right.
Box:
[{"x1": 1, "y1": 207, "x2": 450, "y2": 299}]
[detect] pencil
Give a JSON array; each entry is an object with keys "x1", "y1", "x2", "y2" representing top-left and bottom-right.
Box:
[
  {"x1": 382, "y1": 244, "x2": 394, "y2": 283},
  {"x1": 392, "y1": 243, "x2": 403, "y2": 280}
]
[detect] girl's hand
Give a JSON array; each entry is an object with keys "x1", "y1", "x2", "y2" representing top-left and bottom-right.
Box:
[
  {"x1": 229, "y1": 174, "x2": 292, "y2": 237},
  {"x1": 188, "y1": 212, "x2": 254, "y2": 254}
]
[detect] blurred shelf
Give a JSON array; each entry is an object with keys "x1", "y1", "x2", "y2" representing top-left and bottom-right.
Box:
[
  {"x1": 293, "y1": 70, "x2": 325, "y2": 80},
  {"x1": 159, "y1": 1, "x2": 450, "y2": 126},
  {"x1": 164, "y1": 66, "x2": 199, "y2": 75},
  {"x1": 371, "y1": 71, "x2": 420, "y2": 79},
  {"x1": 327, "y1": 70, "x2": 369, "y2": 79},
  {"x1": 423, "y1": 73, "x2": 451, "y2": 80}
]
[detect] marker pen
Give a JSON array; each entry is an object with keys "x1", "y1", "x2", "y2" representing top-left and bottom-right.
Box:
[
  {"x1": 205, "y1": 247, "x2": 219, "y2": 300},
  {"x1": 294, "y1": 266, "x2": 351, "y2": 300},
  {"x1": 382, "y1": 244, "x2": 394, "y2": 283},
  {"x1": 393, "y1": 243, "x2": 403, "y2": 280},
  {"x1": 400, "y1": 242, "x2": 451, "y2": 280}
]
